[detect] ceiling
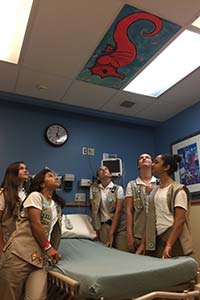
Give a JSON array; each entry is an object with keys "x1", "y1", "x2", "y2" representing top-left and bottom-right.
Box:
[{"x1": 0, "y1": 0, "x2": 200, "y2": 125}]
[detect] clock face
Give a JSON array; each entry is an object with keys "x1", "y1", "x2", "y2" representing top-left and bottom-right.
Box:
[{"x1": 45, "y1": 124, "x2": 68, "y2": 146}]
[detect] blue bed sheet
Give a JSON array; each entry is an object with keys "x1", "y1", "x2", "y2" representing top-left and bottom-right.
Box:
[{"x1": 53, "y1": 238, "x2": 198, "y2": 299}]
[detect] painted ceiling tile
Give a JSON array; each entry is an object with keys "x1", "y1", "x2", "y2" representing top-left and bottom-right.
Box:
[{"x1": 77, "y1": 4, "x2": 181, "y2": 89}]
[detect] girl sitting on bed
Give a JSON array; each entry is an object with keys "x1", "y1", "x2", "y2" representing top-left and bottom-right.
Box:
[
  {"x1": 90, "y1": 166, "x2": 129, "y2": 252},
  {"x1": 137, "y1": 154, "x2": 193, "y2": 258},
  {"x1": 0, "y1": 168, "x2": 64, "y2": 300}
]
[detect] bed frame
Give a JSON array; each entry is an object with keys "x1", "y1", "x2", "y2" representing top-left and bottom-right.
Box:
[
  {"x1": 47, "y1": 270, "x2": 79, "y2": 300},
  {"x1": 47, "y1": 269, "x2": 200, "y2": 300}
]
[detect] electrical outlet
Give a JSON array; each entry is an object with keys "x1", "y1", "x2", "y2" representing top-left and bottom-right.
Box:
[
  {"x1": 75, "y1": 193, "x2": 86, "y2": 202},
  {"x1": 88, "y1": 148, "x2": 95, "y2": 155},
  {"x1": 80, "y1": 179, "x2": 93, "y2": 187},
  {"x1": 82, "y1": 147, "x2": 87, "y2": 155}
]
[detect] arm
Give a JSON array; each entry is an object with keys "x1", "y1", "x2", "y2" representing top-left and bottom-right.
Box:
[
  {"x1": 126, "y1": 196, "x2": 135, "y2": 252},
  {"x1": 0, "y1": 210, "x2": 4, "y2": 256},
  {"x1": 27, "y1": 207, "x2": 61, "y2": 264},
  {"x1": 89, "y1": 199, "x2": 100, "y2": 240},
  {"x1": 106, "y1": 199, "x2": 123, "y2": 247},
  {"x1": 135, "y1": 227, "x2": 146, "y2": 254},
  {"x1": 162, "y1": 207, "x2": 186, "y2": 258}
]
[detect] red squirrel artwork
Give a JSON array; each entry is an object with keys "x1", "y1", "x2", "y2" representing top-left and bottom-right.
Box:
[{"x1": 89, "y1": 12, "x2": 163, "y2": 80}]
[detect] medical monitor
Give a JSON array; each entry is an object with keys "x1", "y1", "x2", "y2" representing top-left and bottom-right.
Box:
[{"x1": 101, "y1": 158, "x2": 123, "y2": 177}]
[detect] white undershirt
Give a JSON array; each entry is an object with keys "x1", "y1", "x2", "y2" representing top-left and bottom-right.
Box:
[
  {"x1": 90, "y1": 182, "x2": 124, "y2": 222},
  {"x1": 0, "y1": 188, "x2": 26, "y2": 211},
  {"x1": 23, "y1": 191, "x2": 58, "y2": 240},
  {"x1": 154, "y1": 185, "x2": 188, "y2": 236}
]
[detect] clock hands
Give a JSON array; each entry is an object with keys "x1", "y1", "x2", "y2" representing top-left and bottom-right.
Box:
[{"x1": 55, "y1": 127, "x2": 60, "y2": 138}]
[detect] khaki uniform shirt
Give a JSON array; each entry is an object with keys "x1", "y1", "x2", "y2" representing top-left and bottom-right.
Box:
[{"x1": 3, "y1": 192, "x2": 62, "y2": 268}]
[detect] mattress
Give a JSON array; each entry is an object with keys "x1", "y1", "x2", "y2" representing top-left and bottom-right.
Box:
[{"x1": 53, "y1": 238, "x2": 198, "y2": 299}]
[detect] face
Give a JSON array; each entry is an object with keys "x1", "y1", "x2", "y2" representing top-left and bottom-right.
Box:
[
  {"x1": 42, "y1": 171, "x2": 60, "y2": 190},
  {"x1": 18, "y1": 163, "x2": 29, "y2": 182},
  {"x1": 97, "y1": 166, "x2": 112, "y2": 180},
  {"x1": 137, "y1": 153, "x2": 152, "y2": 169},
  {"x1": 152, "y1": 155, "x2": 165, "y2": 176}
]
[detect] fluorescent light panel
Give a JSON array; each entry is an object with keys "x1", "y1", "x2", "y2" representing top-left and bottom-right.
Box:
[
  {"x1": 0, "y1": 0, "x2": 33, "y2": 64},
  {"x1": 192, "y1": 16, "x2": 200, "y2": 29},
  {"x1": 123, "y1": 30, "x2": 200, "y2": 97}
]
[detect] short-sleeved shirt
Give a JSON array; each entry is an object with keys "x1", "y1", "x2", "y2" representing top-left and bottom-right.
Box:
[
  {"x1": 0, "y1": 188, "x2": 26, "y2": 211},
  {"x1": 125, "y1": 176, "x2": 157, "y2": 197},
  {"x1": 125, "y1": 176, "x2": 157, "y2": 213},
  {"x1": 0, "y1": 188, "x2": 27, "y2": 244},
  {"x1": 23, "y1": 191, "x2": 58, "y2": 239},
  {"x1": 154, "y1": 185, "x2": 188, "y2": 236},
  {"x1": 90, "y1": 181, "x2": 124, "y2": 222}
]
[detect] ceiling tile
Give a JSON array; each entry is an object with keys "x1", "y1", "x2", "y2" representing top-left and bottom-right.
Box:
[
  {"x1": 15, "y1": 67, "x2": 72, "y2": 101},
  {"x1": 101, "y1": 90, "x2": 155, "y2": 116},
  {"x1": 159, "y1": 67, "x2": 200, "y2": 107},
  {"x1": 125, "y1": 0, "x2": 200, "y2": 25},
  {"x1": 0, "y1": 62, "x2": 19, "y2": 92},
  {"x1": 136, "y1": 100, "x2": 188, "y2": 121},
  {"x1": 62, "y1": 80, "x2": 116, "y2": 109},
  {"x1": 22, "y1": 0, "x2": 124, "y2": 78}
]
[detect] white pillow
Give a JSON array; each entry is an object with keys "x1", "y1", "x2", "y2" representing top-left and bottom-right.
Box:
[{"x1": 61, "y1": 214, "x2": 97, "y2": 240}]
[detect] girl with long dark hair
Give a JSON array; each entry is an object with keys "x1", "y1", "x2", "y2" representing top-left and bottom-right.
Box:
[
  {"x1": 0, "y1": 168, "x2": 64, "y2": 300},
  {"x1": 0, "y1": 161, "x2": 29, "y2": 255},
  {"x1": 140, "y1": 154, "x2": 193, "y2": 258}
]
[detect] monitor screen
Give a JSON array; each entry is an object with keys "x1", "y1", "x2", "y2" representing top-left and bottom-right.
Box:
[{"x1": 101, "y1": 158, "x2": 123, "y2": 177}]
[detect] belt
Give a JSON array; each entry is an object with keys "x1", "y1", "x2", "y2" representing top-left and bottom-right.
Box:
[{"x1": 101, "y1": 219, "x2": 112, "y2": 225}]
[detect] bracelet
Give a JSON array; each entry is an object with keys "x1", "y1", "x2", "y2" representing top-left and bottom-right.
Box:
[
  {"x1": 42, "y1": 241, "x2": 51, "y2": 249},
  {"x1": 42, "y1": 241, "x2": 52, "y2": 251},
  {"x1": 44, "y1": 244, "x2": 52, "y2": 252}
]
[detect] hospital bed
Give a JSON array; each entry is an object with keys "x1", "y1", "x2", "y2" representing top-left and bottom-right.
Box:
[{"x1": 47, "y1": 214, "x2": 200, "y2": 300}]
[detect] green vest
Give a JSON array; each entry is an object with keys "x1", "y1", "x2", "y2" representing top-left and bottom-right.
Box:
[
  {"x1": 130, "y1": 180, "x2": 157, "y2": 239},
  {"x1": 146, "y1": 182, "x2": 193, "y2": 255},
  {"x1": 91, "y1": 182, "x2": 119, "y2": 230},
  {"x1": 3, "y1": 192, "x2": 62, "y2": 268},
  {"x1": 0, "y1": 189, "x2": 21, "y2": 244}
]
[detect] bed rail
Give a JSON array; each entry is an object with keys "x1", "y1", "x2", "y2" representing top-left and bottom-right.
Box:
[
  {"x1": 48, "y1": 270, "x2": 80, "y2": 300},
  {"x1": 47, "y1": 269, "x2": 200, "y2": 300},
  {"x1": 133, "y1": 283, "x2": 200, "y2": 300}
]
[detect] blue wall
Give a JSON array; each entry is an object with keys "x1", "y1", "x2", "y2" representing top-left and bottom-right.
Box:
[
  {"x1": 2, "y1": 95, "x2": 200, "y2": 209},
  {"x1": 0, "y1": 98, "x2": 156, "y2": 212},
  {"x1": 155, "y1": 101, "x2": 200, "y2": 154}
]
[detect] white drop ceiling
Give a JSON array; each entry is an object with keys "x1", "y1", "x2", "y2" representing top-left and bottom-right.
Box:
[{"x1": 0, "y1": 0, "x2": 200, "y2": 124}]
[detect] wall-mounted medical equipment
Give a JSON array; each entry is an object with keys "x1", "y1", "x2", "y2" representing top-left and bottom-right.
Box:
[
  {"x1": 63, "y1": 173, "x2": 75, "y2": 190},
  {"x1": 101, "y1": 158, "x2": 123, "y2": 177}
]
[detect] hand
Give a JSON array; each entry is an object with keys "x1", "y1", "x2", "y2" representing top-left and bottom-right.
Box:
[
  {"x1": 46, "y1": 247, "x2": 61, "y2": 264},
  {"x1": 94, "y1": 230, "x2": 100, "y2": 241},
  {"x1": 145, "y1": 184, "x2": 153, "y2": 194},
  {"x1": 127, "y1": 235, "x2": 135, "y2": 253},
  {"x1": 105, "y1": 234, "x2": 114, "y2": 248},
  {"x1": 136, "y1": 242, "x2": 145, "y2": 255},
  {"x1": 162, "y1": 245, "x2": 172, "y2": 258}
]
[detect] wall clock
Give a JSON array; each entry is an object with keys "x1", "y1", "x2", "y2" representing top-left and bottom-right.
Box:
[{"x1": 45, "y1": 124, "x2": 68, "y2": 147}]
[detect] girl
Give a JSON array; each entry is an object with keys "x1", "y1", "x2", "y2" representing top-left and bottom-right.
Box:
[
  {"x1": 0, "y1": 168, "x2": 64, "y2": 300},
  {"x1": 90, "y1": 166, "x2": 128, "y2": 251},
  {"x1": 0, "y1": 162, "x2": 29, "y2": 255},
  {"x1": 126, "y1": 153, "x2": 157, "y2": 253},
  {"x1": 144, "y1": 154, "x2": 193, "y2": 258}
]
